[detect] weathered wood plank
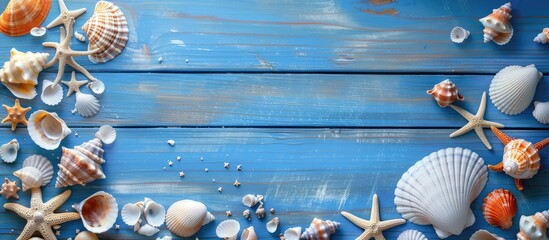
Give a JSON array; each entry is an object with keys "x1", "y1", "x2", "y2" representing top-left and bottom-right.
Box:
[
  {"x1": 1, "y1": 0, "x2": 549, "y2": 73},
  {"x1": 0, "y1": 128, "x2": 547, "y2": 239}
]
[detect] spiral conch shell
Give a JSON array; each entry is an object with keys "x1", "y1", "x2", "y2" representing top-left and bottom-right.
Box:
[
  {"x1": 479, "y1": 2, "x2": 513, "y2": 45},
  {"x1": 534, "y1": 28, "x2": 549, "y2": 44},
  {"x1": 426, "y1": 79, "x2": 464, "y2": 107},
  {"x1": 72, "y1": 191, "x2": 119, "y2": 233},
  {"x1": 482, "y1": 189, "x2": 517, "y2": 229},
  {"x1": 0, "y1": 48, "x2": 49, "y2": 99},
  {"x1": 300, "y1": 218, "x2": 340, "y2": 240},
  {"x1": 0, "y1": 0, "x2": 52, "y2": 36},
  {"x1": 166, "y1": 199, "x2": 215, "y2": 237},
  {"x1": 517, "y1": 210, "x2": 549, "y2": 240},
  {"x1": 82, "y1": 1, "x2": 129, "y2": 63}
]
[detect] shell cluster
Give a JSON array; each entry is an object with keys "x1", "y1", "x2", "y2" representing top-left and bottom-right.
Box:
[
  {"x1": 121, "y1": 198, "x2": 166, "y2": 236},
  {"x1": 426, "y1": 79, "x2": 464, "y2": 107},
  {"x1": 301, "y1": 218, "x2": 340, "y2": 240},
  {"x1": 165, "y1": 199, "x2": 215, "y2": 237},
  {"x1": 13, "y1": 155, "x2": 53, "y2": 191},
  {"x1": 489, "y1": 64, "x2": 542, "y2": 115},
  {"x1": 0, "y1": 139, "x2": 19, "y2": 163},
  {"x1": 482, "y1": 189, "x2": 517, "y2": 229},
  {"x1": 518, "y1": 210, "x2": 549, "y2": 240},
  {"x1": 397, "y1": 230, "x2": 427, "y2": 240},
  {"x1": 0, "y1": 48, "x2": 49, "y2": 99},
  {"x1": 72, "y1": 191, "x2": 119, "y2": 233},
  {"x1": 0, "y1": 0, "x2": 51, "y2": 36},
  {"x1": 479, "y1": 2, "x2": 513, "y2": 45}
]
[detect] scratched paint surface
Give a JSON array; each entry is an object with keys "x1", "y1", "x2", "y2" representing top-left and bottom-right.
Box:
[{"x1": 0, "y1": 0, "x2": 548, "y2": 240}]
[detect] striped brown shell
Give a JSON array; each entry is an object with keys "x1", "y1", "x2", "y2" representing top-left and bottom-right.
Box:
[
  {"x1": 0, "y1": 0, "x2": 51, "y2": 36},
  {"x1": 427, "y1": 79, "x2": 464, "y2": 107},
  {"x1": 482, "y1": 189, "x2": 517, "y2": 229}
]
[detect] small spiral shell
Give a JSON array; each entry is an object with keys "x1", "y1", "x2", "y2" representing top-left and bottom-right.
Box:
[{"x1": 426, "y1": 79, "x2": 464, "y2": 107}]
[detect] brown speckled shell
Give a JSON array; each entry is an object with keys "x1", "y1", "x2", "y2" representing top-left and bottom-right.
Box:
[{"x1": 482, "y1": 189, "x2": 517, "y2": 229}]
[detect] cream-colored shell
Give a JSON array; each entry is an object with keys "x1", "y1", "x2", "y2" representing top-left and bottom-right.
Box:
[
  {"x1": 13, "y1": 155, "x2": 53, "y2": 191},
  {"x1": 266, "y1": 217, "x2": 280, "y2": 233},
  {"x1": 0, "y1": 138, "x2": 19, "y2": 163},
  {"x1": 534, "y1": 28, "x2": 549, "y2": 44},
  {"x1": 533, "y1": 101, "x2": 549, "y2": 124},
  {"x1": 138, "y1": 223, "x2": 160, "y2": 237},
  {"x1": 74, "y1": 231, "x2": 99, "y2": 240},
  {"x1": 72, "y1": 191, "x2": 119, "y2": 233},
  {"x1": 96, "y1": 125, "x2": 117, "y2": 144},
  {"x1": 41, "y1": 80, "x2": 63, "y2": 106},
  {"x1": 398, "y1": 230, "x2": 428, "y2": 240},
  {"x1": 27, "y1": 110, "x2": 71, "y2": 150},
  {"x1": 241, "y1": 226, "x2": 258, "y2": 240},
  {"x1": 121, "y1": 203, "x2": 142, "y2": 226},
  {"x1": 518, "y1": 211, "x2": 549, "y2": 240},
  {"x1": 216, "y1": 219, "x2": 240, "y2": 240},
  {"x1": 489, "y1": 65, "x2": 542, "y2": 115},
  {"x1": 450, "y1": 27, "x2": 470, "y2": 43},
  {"x1": 0, "y1": 48, "x2": 49, "y2": 99},
  {"x1": 470, "y1": 230, "x2": 504, "y2": 240},
  {"x1": 283, "y1": 227, "x2": 302, "y2": 240},
  {"x1": 166, "y1": 199, "x2": 215, "y2": 237},
  {"x1": 144, "y1": 198, "x2": 166, "y2": 227},
  {"x1": 75, "y1": 92, "x2": 100, "y2": 118}
]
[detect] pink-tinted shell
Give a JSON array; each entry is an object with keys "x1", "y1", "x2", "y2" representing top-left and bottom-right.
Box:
[
  {"x1": 482, "y1": 189, "x2": 517, "y2": 229},
  {"x1": 427, "y1": 79, "x2": 464, "y2": 107}
]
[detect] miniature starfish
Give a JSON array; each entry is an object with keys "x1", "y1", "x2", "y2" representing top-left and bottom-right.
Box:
[
  {"x1": 2, "y1": 99, "x2": 31, "y2": 131},
  {"x1": 0, "y1": 178, "x2": 20, "y2": 199},
  {"x1": 233, "y1": 180, "x2": 241, "y2": 187},
  {"x1": 61, "y1": 71, "x2": 88, "y2": 97},
  {"x1": 46, "y1": 0, "x2": 86, "y2": 31},
  {"x1": 449, "y1": 91, "x2": 504, "y2": 150},
  {"x1": 341, "y1": 194, "x2": 405, "y2": 240},
  {"x1": 4, "y1": 188, "x2": 80, "y2": 240},
  {"x1": 224, "y1": 162, "x2": 230, "y2": 168},
  {"x1": 237, "y1": 165, "x2": 242, "y2": 171},
  {"x1": 226, "y1": 210, "x2": 232, "y2": 217},
  {"x1": 179, "y1": 171, "x2": 185, "y2": 177}
]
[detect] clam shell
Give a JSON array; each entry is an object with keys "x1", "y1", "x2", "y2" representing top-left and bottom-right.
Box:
[
  {"x1": 138, "y1": 223, "x2": 160, "y2": 237},
  {"x1": 241, "y1": 226, "x2": 258, "y2": 240},
  {"x1": 518, "y1": 210, "x2": 549, "y2": 240},
  {"x1": 28, "y1": 110, "x2": 71, "y2": 150},
  {"x1": 216, "y1": 219, "x2": 240, "y2": 240},
  {"x1": 534, "y1": 28, "x2": 549, "y2": 44},
  {"x1": 426, "y1": 79, "x2": 464, "y2": 107},
  {"x1": 479, "y1": 2, "x2": 513, "y2": 45},
  {"x1": 470, "y1": 229, "x2": 504, "y2": 240},
  {"x1": 96, "y1": 125, "x2": 117, "y2": 144},
  {"x1": 82, "y1": 1, "x2": 129, "y2": 63},
  {"x1": 482, "y1": 189, "x2": 517, "y2": 229},
  {"x1": 13, "y1": 154, "x2": 53, "y2": 191},
  {"x1": 121, "y1": 203, "x2": 142, "y2": 226},
  {"x1": 0, "y1": 139, "x2": 19, "y2": 163},
  {"x1": 394, "y1": 147, "x2": 488, "y2": 239},
  {"x1": 144, "y1": 198, "x2": 166, "y2": 227},
  {"x1": 450, "y1": 27, "x2": 470, "y2": 43},
  {"x1": 397, "y1": 230, "x2": 428, "y2": 240},
  {"x1": 0, "y1": 0, "x2": 51, "y2": 36},
  {"x1": 166, "y1": 199, "x2": 215, "y2": 237},
  {"x1": 88, "y1": 80, "x2": 105, "y2": 95},
  {"x1": 72, "y1": 191, "x2": 119, "y2": 233},
  {"x1": 242, "y1": 194, "x2": 260, "y2": 207},
  {"x1": 489, "y1": 64, "x2": 542, "y2": 115},
  {"x1": 301, "y1": 218, "x2": 340, "y2": 240},
  {"x1": 0, "y1": 48, "x2": 49, "y2": 99},
  {"x1": 283, "y1": 227, "x2": 301, "y2": 240},
  {"x1": 75, "y1": 92, "x2": 100, "y2": 118},
  {"x1": 266, "y1": 217, "x2": 279, "y2": 233},
  {"x1": 55, "y1": 138, "x2": 107, "y2": 188},
  {"x1": 74, "y1": 231, "x2": 99, "y2": 240},
  {"x1": 41, "y1": 80, "x2": 63, "y2": 106},
  {"x1": 533, "y1": 101, "x2": 549, "y2": 124},
  {"x1": 30, "y1": 27, "x2": 46, "y2": 37}
]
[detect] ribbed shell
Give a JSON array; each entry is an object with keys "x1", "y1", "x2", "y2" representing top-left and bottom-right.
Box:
[
  {"x1": 517, "y1": 211, "x2": 549, "y2": 240},
  {"x1": 72, "y1": 191, "x2": 118, "y2": 233},
  {"x1": 0, "y1": 48, "x2": 49, "y2": 99},
  {"x1": 482, "y1": 189, "x2": 517, "y2": 229},
  {"x1": 165, "y1": 200, "x2": 215, "y2": 237},
  {"x1": 55, "y1": 138, "x2": 106, "y2": 188},
  {"x1": 533, "y1": 101, "x2": 549, "y2": 124},
  {"x1": 489, "y1": 65, "x2": 542, "y2": 115},
  {"x1": 121, "y1": 203, "x2": 141, "y2": 226},
  {"x1": 216, "y1": 219, "x2": 240, "y2": 240},
  {"x1": 0, "y1": 0, "x2": 51, "y2": 36},
  {"x1": 426, "y1": 79, "x2": 464, "y2": 107},
  {"x1": 397, "y1": 230, "x2": 428, "y2": 240},
  {"x1": 394, "y1": 147, "x2": 488, "y2": 239},
  {"x1": 284, "y1": 227, "x2": 302, "y2": 240},
  {"x1": 82, "y1": 1, "x2": 129, "y2": 63},
  {"x1": 0, "y1": 139, "x2": 19, "y2": 163},
  {"x1": 14, "y1": 154, "x2": 53, "y2": 191},
  {"x1": 450, "y1": 27, "x2": 469, "y2": 44},
  {"x1": 502, "y1": 139, "x2": 541, "y2": 179},
  {"x1": 75, "y1": 92, "x2": 100, "y2": 118},
  {"x1": 41, "y1": 80, "x2": 63, "y2": 106},
  {"x1": 479, "y1": 2, "x2": 513, "y2": 45},
  {"x1": 300, "y1": 218, "x2": 340, "y2": 240},
  {"x1": 266, "y1": 217, "x2": 280, "y2": 233}
]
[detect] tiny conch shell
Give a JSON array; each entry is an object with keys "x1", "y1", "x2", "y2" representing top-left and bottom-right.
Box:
[
  {"x1": 533, "y1": 101, "x2": 549, "y2": 124},
  {"x1": 144, "y1": 197, "x2": 166, "y2": 227},
  {"x1": 489, "y1": 64, "x2": 542, "y2": 115},
  {"x1": 74, "y1": 231, "x2": 99, "y2": 240},
  {"x1": 75, "y1": 92, "x2": 100, "y2": 117},
  {"x1": 75, "y1": 31, "x2": 86, "y2": 42},
  {"x1": 72, "y1": 191, "x2": 119, "y2": 233},
  {"x1": 0, "y1": 138, "x2": 19, "y2": 163},
  {"x1": 470, "y1": 229, "x2": 504, "y2": 240},
  {"x1": 0, "y1": 0, "x2": 51, "y2": 36},
  {"x1": 534, "y1": 28, "x2": 549, "y2": 44},
  {"x1": 241, "y1": 226, "x2": 258, "y2": 240},
  {"x1": 13, "y1": 155, "x2": 53, "y2": 191},
  {"x1": 138, "y1": 223, "x2": 160, "y2": 237},
  {"x1": 479, "y1": 2, "x2": 513, "y2": 45},
  {"x1": 482, "y1": 189, "x2": 517, "y2": 229},
  {"x1": 41, "y1": 80, "x2": 63, "y2": 106},
  {"x1": 30, "y1": 27, "x2": 46, "y2": 37},
  {"x1": 426, "y1": 79, "x2": 464, "y2": 107},
  {"x1": 301, "y1": 218, "x2": 340, "y2": 240},
  {"x1": 397, "y1": 230, "x2": 427, "y2": 240},
  {"x1": 242, "y1": 194, "x2": 263, "y2": 207},
  {"x1": 255, "y1": 203, "x2": 266, "y2": 219},
  {"x1": 27, "y1": 110, "x2": 71, "y2": 150},
  {"x1": 267, "y1": 217, "x2": 280, "y2": 233},
  {"x1": 0, "y1": 48, "x2": 49, "y2": 99},
  {"x1": 166, "y1": 199, "x2": 215, "y2": 237},
  {"x1": 216, "y1": 219, "x2": 240, "y2": 240},
  {"x1": 283, "y1": 227, "x2": 302, "y2": 240},
  {"x1": 517, "y1": 210, "x2": 549, "y2": 240},
  {"x1": 451, "y1": 27, "x2": 470, "y2": 43}
]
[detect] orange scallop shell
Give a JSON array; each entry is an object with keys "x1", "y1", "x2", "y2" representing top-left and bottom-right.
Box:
[
  {"x1": 0, "y1": 0, "x2": 52, "y2": 36},
  {"x1": 482, "y1": 189, "x2": 517, "y2": 229}
]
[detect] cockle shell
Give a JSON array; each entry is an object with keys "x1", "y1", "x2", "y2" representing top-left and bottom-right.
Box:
[
  {"x1": 470, "y1": 230, "x2": 504, "y2": 240},
  {"x1": 533, "y1": 101, "x2": 549, "y2": 124},
  {"x1": 241, "y1": 226, "x2": 258, "y2": 240},
  {"x1": 28, "y1": 110, "x2": 71, "y2": 150},
  {"x1": 482, "y1": 189, "x2": 517, "y2": 229},
  {"x1": 13, "y1": 154, "x2": 53, "y2": 191},
  {"x1": 121, "y1": 203, "x2": 142, "y2": 226},
  {"x1": 479, "y1": 2, "x2": 513, "y2": 45},
  {"x1": 397, "y1": 230, "x2": 427, "y2": 240},
  {"x1": 284, "y1": 227, "x2": 302, "y2": 240},
  {"x1": 41, "y1": 80, "x2": 63, "y2": 106},
  {"x1": 426, "y1": 79, "x2": 464, "y2": 107},
  {"x1": 88, "y1": 80, "x2": 105, "y2": 95},
  {"x1": 451, "y1": 27, "x2": 470, "y2": 43},
  {"x1": 216, "y1": 219, "x2": 240, "y2": 240},
  {"x1": 166, "y1": 199, "x2": 215, "y2": 237},
  {"x1": 72, "y1": 191, "x2": 118, "y2": 233},
  {"x1": 267, "y1": 217, "x2": 280, "y2": 233},
  {"x1": 82, "y1": 1, "x2": 129, "y2": 63},
  {"x1": 96, "y1": 125, "x2": 117, "y2": 144},
  {"x1": 394, "y1": 147, "x2": 488, "y2": 239},
  {"x1": 534, "y1": 28, "x2": 549, "y2": 44},
  {"x1": 0, "y1": 0, "x2": 51, "y2": 36},
  {"x1": 518, "y1": 210, "x2": 549, "y2": 240},
  {"x1": 74, "y1": 231, "x2": 99, "y2": 240},
  {"x1": 489, "y1": 64, "x2": 543, "y2": 115},
  {"x1": 300, "y1": 218, "x2": 340, "y2": 240},
  {"x1": 242, "y1": 194, "x2": 263, "y2": 207},
  {"x1": 0, "y1": 138, "x2": 19, "y2": 163},
  {"x1": 0, "y1": 48, "x2": 49, "y2": 99},
  {"x1": 75, "y1": 92, "x2": 100, "y2": 118}
]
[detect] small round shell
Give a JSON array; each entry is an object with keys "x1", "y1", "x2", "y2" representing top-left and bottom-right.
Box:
[
  {"x1": 533, "y1": 101, "x2": 549, "y2": 124},
  {"x1": 283, "y1": 227, "x2": 302, "y2": 240},
  {"x1": 96, "y1": 125, "x2": 117, "y2": 144},
  {"x1": 451, "y1": 27, "x2": 470, "y2": 43},
  {"x1": 121, "y1": 203, "x2": 142, "y2": 226},
  {"x1": 88, "y1": 80, "x2": 105, "y2": 95},
  {"x1": 75, "y1": 92, "x2": 100, "y2": 118},
  {"x1": 426, "y1": 79, "x2": 464, "y2": 107},
  {"x1": 0, "y1": 139, "x2": 19, "y2": 163},
  {"x1": 255, "y1": 204, "x2": 266, "y2": 219},
  {"x1": 137, "y1": 223, "x2": 160, "y2": 237},
  {"x1": 72, "y1": 191, "x2": 119, "y2": 233},
  {"x1": 266, "y1": 217, "x2": 280, "y2": 233},
  {"x1": 482, "y1": 189, "x2": 517, "y2": 229},
  {"x1": 13, "y1": 155, "x2": 53, "y2": 191},
  {"x1": 41, "y1": 80, "x2": 63, "y2": 106},
  {"x1": 397, "y1": 230, "x2": 427, "y2": 240},
  {"x1": 216, "y1": 219, "x2": 240, "y2": 240},
  {"x1": 144, "y1": 198, "x2": 166, "y2": 227},
  {"x1": 75, "y1": 231, "x2": 99, "y2": 240},
  {"x1": 30, "y1": 27, "x2": 46, "y2": 37},
  {"x1": 241, "y1": 226, "x2": 258, "y2": 240}
]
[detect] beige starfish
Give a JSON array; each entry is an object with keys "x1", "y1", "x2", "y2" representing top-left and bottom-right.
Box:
[
  {"x1": 46, "y1": 0, "x2": 86, "y2": 31},
  {"x1": 449, "y1": 91, "x2": 504, "y2": 150},
  {"x1": 341, "y1": 194, "x2": 405, "y2": 240},
  {"x1": 4, "y1": 188, "x2": 80, "y2": 240},
  {"x1": 0, "y1": 178, "x2": 20, "y2": 199},
  {"x1": 2, "y1": 99, "x2": 31, "y2": 131},
  {"x1": 61, "y1": 71, "x2": 88, "y2": 97}
]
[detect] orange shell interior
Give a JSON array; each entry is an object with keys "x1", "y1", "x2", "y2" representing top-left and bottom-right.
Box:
[{"x1": 0, "y1": 0, "x2": 52, "y2": 36}]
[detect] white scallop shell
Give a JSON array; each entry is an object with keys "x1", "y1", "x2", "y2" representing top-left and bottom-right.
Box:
[
  {"x1": 533, "y1": 101, "x2": 549, "y2": 124},
  {"x1": 216, "y1": 219, "x2": 240, "y2": 240},
  {"x1": 88, "y1": 80, "x2": 105, "y2": 95},
  {"x1": 138, "y1": 223, "x2": 160, "y2": 237},
  {"x1": 266, "y1": 217, "x2": 279, "y2": 233},
  {"x1": 451, "y1": 27, "x2": 470, "y2": 43},
  {"x1": 283, "y1": 227, "x2": 302, "y2": 240},
  {"x1": 241, "y1": 226, "x2": 258, "y2": 240},
  {"x1": 75, "y1": 92, "x2": 100, "y2": 118},
  {"x1": 27, "y1": 110, "x2": 71, "y2": 150},
  {"x1": 13, "y1": 155, "x2": 53, "y2": 191},
  {"x1": 242, "y1": 194, "x2": 261, "y2": 207},
  {"x1": 96, "y1": 125, "x2": 117, "y2": 144},
  {"x1": 0, "y1": 139, "x2": 19, "y2": 163},
  {"x1": 121, "y1": 203, "x2": 142, "y2": 226},
  {"x1": 41, "y1": 80, "x2": 63, "y2": 106},
  {"x1": 398, "y1": 230, "x2": 428, "y2": 240},
  {"x1": 144, "y1": 198, "x2": 166, "y2": 227},
  {"x1": 489, "y1": 65, "x2": 543, "y2": 115},
  {"x1": 30, "y1": 27, "x2": 47, "y2": 37},
  {"x1": 166, "y1": 199, "x2": 215, "y2": 237},
  {"x1": 470, "y1": 229, "x2": 504, "y2": 240},
  {"x1": 394, "y1": 147, "x2": 488, "y2": 239},
  {"x1": 72, "y1": 191, "x2": 119, "y2": 233}
]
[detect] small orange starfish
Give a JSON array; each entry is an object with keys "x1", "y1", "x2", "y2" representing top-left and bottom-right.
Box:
[{"x1": 2, "y1": 99, "x2": 31, "y2": 131}]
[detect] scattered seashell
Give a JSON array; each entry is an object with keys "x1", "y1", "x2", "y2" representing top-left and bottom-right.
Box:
[
  {"x1": 134, "y1": 222, "x2": 141, "y2": 232},
  {"x1": 267, "y1": 217, "x2": 280, "y2": 233},
  {"x1": 144, "y1": 198, "x2": 166, "y2": 227},
  {"x1": 394, "y1": 147, "x2": 488, "y2": 238},
  {"x1": 479, "y1": 2, "x2": 513, "y2": 45},
  {"x1": 283, "y1": 227, "x2": 301, "y2": 240},
  {"x1": 0, "y1": 0, "x2": 51, "y2": 36},
  {"x1": 224, "y1": 162, "x2": 230, "y2": 168},
  {"x1": 517, "y1": 210, "x2": 549, "y2": 240},
  {"x1": 96, "y1": 125, "x2": 117, "y2": 144},
  {"x1": 88, "y1": 80, "x2": 105, "y2": 95},
  {"x1": 218, "y1": 187, "x2": 223, "y2": 193},
  {"x1": 74, "y1": 231, "x2": 99, "y2": 240},
  {"x1": 138, "y1": 223, "x2": 160, "y2": 237},
  {"x1": 451, "y1": 27, "x2": 470, "y2": 43},
  {"x1": 533, "y1": 101, "x2": 549, "y2": 124},
  {"x1": 168, "y1": 160, "x2": 173, "y2": 166},
  {"x1": 75, "y1": 92, "x2": 100, "y2": 118},
  {"x1": 0, "y1": 139, "x2": 19, "y2": 163},
  {"x1": 41, "y1": 80, "x2": 63, "y2": 106},
  {"x1": 72, "y1": 191, "x2": 119, "y2": 233},
  {"x1": 179, "y1": 171, "x2": 185, "y2": 177},
  {"x1": 398, "y1": 230, "x2": 427, "y2": 240},
  {"x1": 242, "y1": 194, "x2": 262, "y2": 207},
  {"x1": 75, "y1": 31, "x2": 86, "y2": 42},
  {"x1": 28, "y1": 110, "x2": 71, "y2": 150},
  {"x1": 13, "y1": 154, "x2": 53, "y2": 191},
  {"x1": 216, "y1": 219, "x2": 240, "y2": 240},
  {"x1": 270, "y1": 208, "x2": 275, "y2": 214},
  {"x1": 470, "y1": 229, "x2": 504, "y2": 240},
  {"x1": 533, "y1": 28, "x2": 549, "y2": 44},
  {"x1": 237, "y1": 164, "x2": 242, "y2": 171},
  {"x1": 226, "y1": 210, "x2": 232, "y2": 217},
  {"x1": 0, "y1": 178, "x2": 20, "y2": 199},
  {"x1": 301, "y1": 218, "x2": 340, "y2": 240},
  {"x1": 166, "y1": 199, "x2": 215, "y2": 237},
  {"x1": 30, "y1": 27, "x2": 46, "y2": 37},
  {"x1": 121, "y1": 203, "x2": 142, "y2": 226},
  {"x1": 243, "y1": 209, "x2": 251, "y2": 220},
  {"x1": 426, "y1": 79, "x2": 464, "y2": 107},
  {"x1": 241, "y1": 226, "x2": 258, "y2": 240},
  {"x1": 0, "y1": 48, "x2": 49, "y2": 99},
  {"x1": 489, "y1": 64, "x2": 543, "y2": 115},
  {"x1": 482, "y1": 189, "x2": 517, "y2": 229},
  {"x1": 167, "y1": 140, "x2": 175, "y2": 146},
  {"x1": 256, "y1": 204, "x2": 266, "y2": 219},
  {"x1": 82, "y1": 1, "x2": 129, "y2": 63}
]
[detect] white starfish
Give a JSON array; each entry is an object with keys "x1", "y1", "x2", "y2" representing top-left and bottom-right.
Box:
[
  {"x1": 449, "y1": 91, "x2": 504, "y2": 150},
  {"x1": 46, "y1": 0, "x2": 86, "y2": 31},
  {"x1": 61, "y1": 71, "x2": 88, "y2": 97}
]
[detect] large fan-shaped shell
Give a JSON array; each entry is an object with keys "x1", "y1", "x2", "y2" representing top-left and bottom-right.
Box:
[
  {"x1": 82, "y1": 1, "x2": 129, "y2": 63},
  {"x1": 426, "y1": 79, "x2": 464, "y2": 107},
  {"x1": 394, "y1": 147, "x2": 488, "y2": 239},
  {"x1": 0, "y1": 139, "x2": 19, "y2": 163},
  {"x1": 41, "y1": 80, "x2": 63, "y2": 106},
  {"x1": 27, "y1": 110, "x2": 71, "y2": 150},
  {"x1": 397, "y1": 230, "x2": 428, "y2": 240},
  {"x1": 533, "y1": 101, "x2": 549, "y2": 124},
  {"x1": 470, "y1": 230, "x2": 504, "y2": 240},
  {"x1": 166, "y1": 199, "x2": 215, "y2": 237},
  {"x1": 241, "y1": 226, "x2": 258, "y2": 240},
  {"x1": 75, "y1": 92, "x2": 100, "y2": 117},
  {"x1": 284, "y1": 227, "x2": 302, "y2": 240},
  {"x1": 55, "y1": 138, "x2": 107, "y2": 188},
  {"x1": 216, "y1": 219, "x2": 240, "y2": 240},
  {"x1": 72, "y1": 191, "x2": 118, "y2": 233},
  {"x1": 300, "y1": 218, "x2": 340, "y2": 240},
  {"x1": 489, "y1": 65, "x2": 542, "y2": 115},
  {"x1": 0, "y1": 0, "x2": 51, "y2": 36},
  {"x1": 482, "y1": 189, "x2": 517, "y2": 229},
  {"x1": 479, "y1": 2, "x2": 513, "y2": 45},
  {"x1": 518, "y1": 210, "x2": 549, "y2": 240},
  {"x1": 0, "y1": 48, "x2": 49, "y2": 99},
  {"x1": 13, "y1": 155, "x2": 53, "y2": 191}
]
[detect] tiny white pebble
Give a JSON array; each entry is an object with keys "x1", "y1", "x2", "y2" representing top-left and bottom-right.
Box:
[
  {"x1": 200, "y1": 157, "x2": 204, "y2": 161},
  {"x1": 71, "y1": 108, "x2": 77, "y2": 114},
  {"x1": 224, "y1": 162, "x2": 230, "y2": 168},
  {"x1": 177, "y1": 156, "x2": 182, "y2": 161},
  {"x1": 167, "y1": 140, "x2": 175, "y2": 146},
  {"x1": 237, "y1": 165, "x2": 242, "y2": 171},
  {"x1": 218, "y1": 187, "x2": 223, "y2": 192},
  {"x1": 168, "y1": 160, "x2": 174, "y2": 166},
  {"x1": 115, "y1": 224, "x2": 120, "y2": 230},
  {"x1": 212, "y1": 179, "x2": 216, "y2": 182},
  {"x1": 163, "y1": 167, "x2": 167, "y2": 171},
  {"x1": 55, "y1": 230, "x2": 61, "y2": 236},
  {"x1": 185, "y1": 59, "x2": 189, "y2": 63},
  {"x1": 158, "y1": 57, "x2": 164, "y2": 63},
  {"x1": 205, "y1": 168, "x2": 208, "y2": 172},
  {"x1": 74, "y1": 132, "x2": 78, "y2": 137},
  {"x1": 75, "y1": 229, "x2": 81, "y2": 234}
]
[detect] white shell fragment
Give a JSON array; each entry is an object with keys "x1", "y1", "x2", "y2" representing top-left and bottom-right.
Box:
[
  {"x1": 30, "y1": 27, "x2": 47, "y2": 37},
  {"x1": 88, "y1": 80, "x2": 105, "y2": 95},
  {"x1": 533, "y1": 101, "x2": 549, "y2": 124},
  {"x1": 241, "y1": 226, "x2": 258, "y2": 240},
  {"x1": 266, "y1": 217, "x2": 280, "y2": 233},
  {"x1": 27, "y1": 110, "x2": 71, "y2": 150},
  {"x1": 75, "y1": 31, "x2": 86, "y2": 42},
  {"x1": 137, "y1": 223, "x2": 160, "y2": 237},
  {"x1": 451, "y1": 27, "x2": 470, "y2": 43},
  {"x1": 96, "y1": 125, "x2": 117, "y2": 144},
  {"x1": 41, "y1": 80, "x2": 63, "y2": 106},
  {"x1": 167, "y1": 140, "x2": 175, "y2": 146},
  {"x1": 489, "y1": 64, "x2": 543, "y2": 115},
  {"x1": 398, "y1": 230, "x2": 428, "y2": 240},
  {"x1": 0, "y1": 139, "x2": 19, "y2": 163},
  {"x1": 283, "y1": 227, "x2": 302, "y2": 240},
  {"x1": 13, "y1": 155, "x2": 54, "y2": 191},
  {"x1": 470, "y1": 229, "x2": 504, "y2": 240},
  {"x1": 72, "y1": 191, "x2": 119, "y2": 233},
  {"x1": 121, "y1": 203, "x2": 142, "y2": 226},
  {"x1": 75, "y1": 92, "x2": 100, "y2": 118},
  {"x1": 216, "y1": 219, "x2": 240, "y2": 240},
  {"x1": 534, "y1": 28, "x2": 549, "y2": 44}
]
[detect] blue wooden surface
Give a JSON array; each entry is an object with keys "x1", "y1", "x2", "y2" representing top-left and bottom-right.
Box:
[{"x1": 0, "y1": 0, "x2": 548, "y2": 240}]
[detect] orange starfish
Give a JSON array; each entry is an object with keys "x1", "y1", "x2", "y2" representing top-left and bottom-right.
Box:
[{"x1": 2, "y1": 99, "x2": 31, "y2": 131}]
